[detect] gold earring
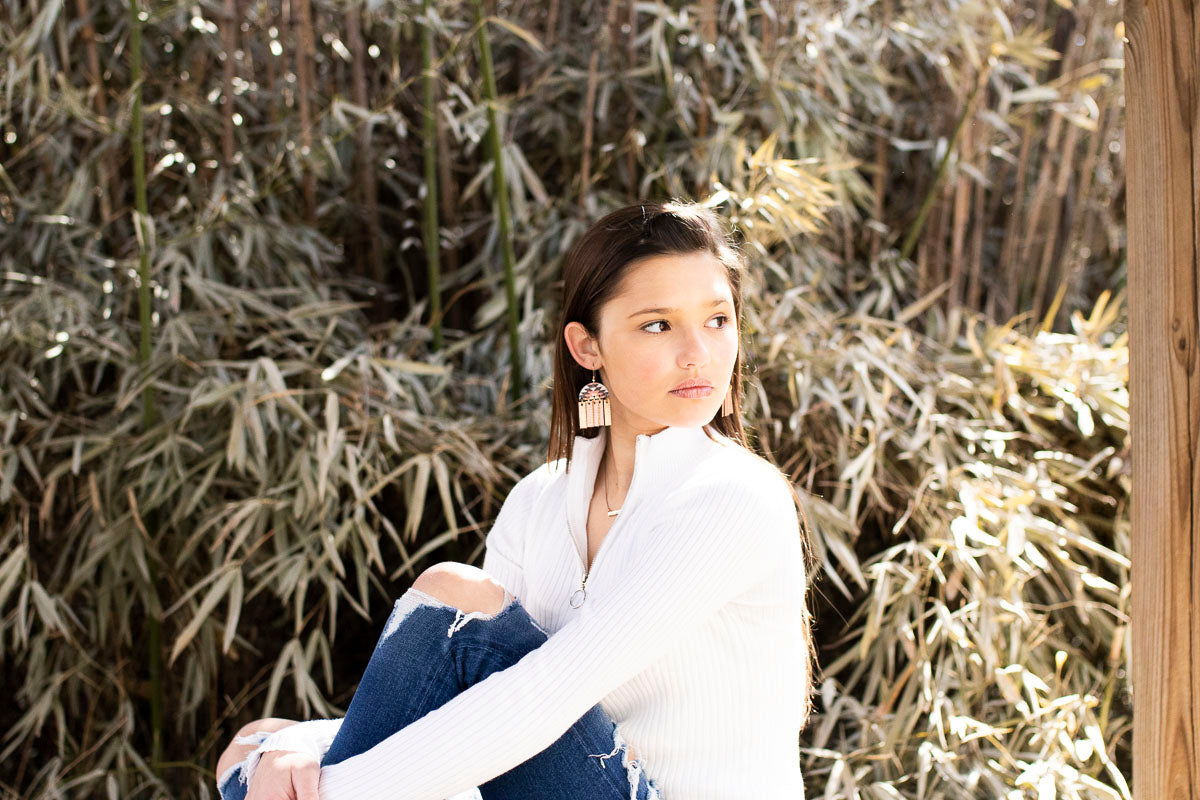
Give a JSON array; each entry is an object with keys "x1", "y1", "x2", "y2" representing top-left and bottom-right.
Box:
[
  {"x1": 578, "y1": 368, "x2": 612, "y2": 428},
  {"x1": 721, "y1": 382, "x2": 734, "y2": 416}
]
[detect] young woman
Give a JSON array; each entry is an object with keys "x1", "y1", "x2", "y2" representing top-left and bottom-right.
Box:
[{"x1": 215, "y1": 201, "x2": 815, "y2": 800}]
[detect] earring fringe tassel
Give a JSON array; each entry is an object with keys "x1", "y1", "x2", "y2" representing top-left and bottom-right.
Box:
[{"x1": 578, "y1": 369, "x2": 612, "y2": 428}]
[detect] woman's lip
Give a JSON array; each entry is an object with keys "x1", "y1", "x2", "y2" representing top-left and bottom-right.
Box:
[{"x1": 669, "y1": 386, "x2": 714, "y2": 398}]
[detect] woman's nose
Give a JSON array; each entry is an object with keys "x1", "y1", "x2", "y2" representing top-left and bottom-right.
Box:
[{"x1": 678, "y1": 330, "x2": 710, "y2": 368}]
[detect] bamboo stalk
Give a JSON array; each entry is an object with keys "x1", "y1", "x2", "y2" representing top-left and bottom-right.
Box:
[
  {"x1": 1011, "y1": 0, "x2": 1065, "y2": 321},
  {"x1": 1068, "y1": 97, "x2": 1115, "y2": 304},
  {"x1": 294, "y1": 0, "x2": 316, "y2": 221},
  {"x1": 933, "y1": 173, "x2": 951, "y2": 318},
  {"x1": 1039, "y1": 9, "x2": 1107, "y2": 327},
  {"x1": 237, "y1": 0, "x2": 255, "y2": 78},
  {"x1": 545, "y1": 0, "x2": 560, "y2": 49},
  {"x1": 949, "y1": 71, "x2": 978, "y2": 310},
  {"x1": 472, "y1": 0, "x2": 522, "y2": 405},
  {"x1": 55, "y1": 5, "x2": 71, "y2": 69},
  {"x1": 916, "y1": 229, "x2": 931, "y2": 313},
  {"x1": 609, "y1": 0, "x2": 623, "y2": 57},
  {"x1": 434, "y1": 88, "x2": 462, "y2": 326},
  {"x1": 870, "y1": 125, "x2": 888, "y2": 264},
  {"x1": 73, "y1": 0, "x2": 116, "y2": 222},
  {"x1": 997, "y1": 108, "x2": 1035, "y2": 321},
  {"x1": 1029, "y1": 10, "x2": 1087, "y2": 326},
  {"x1": 579, "y1": 30, "x2": 601, "y2": 202},
  {"x1": 264, "y1": 0, "x2": 279, "y2": 121},
  {"x1": 899, "y1": 66, "x2": 988, "y2": 264},
  {"x1": 966, "y1": 142, "x2": 986, "y2": 312},
  {"x1": 692, "y1": 0, "x2": 717, "y2": 195},
  {"x1": 1020, "y1": 99, "x2": 1066, "y2": 324},
  {"x1": 870, "y1": 0, "x2": 895, "y2": 264},
  {"x1": 127, "y1": 0, "x2": 164, "y2": 771},
  {"x1": 1034, "y1": 110, "x2": 1080, "y2": 327},
  {"x1": 580, "y1": 0, "x2": 622, "y2": 203},
  {"x1": 980, "y1": 79, "x2": 1015, "y2": 321},
  {"x1": 761, "y1": 0, "x2": 775, "y2": 60},
  {"x1": 348, "y1": 0, "x2": 384, "y2": 289},
  {"x1": 841, "y1": 211, "x2": 853, "y2": 291},
  {"x1": 625, "y1": 0, "x2": 638, "y2": 194},
  {"x1": 73, "y1": 0, "x2": 107, "y2": 118},
  {"x1": 421, "y1": 0, "x2": 443, "y2": 350},
  {"x1": 579, "y1": 10, "x2": 601, "y2": 202},
  {"x1": 700, "y1": 0, "x2": 717, "y2": 51},
  {"x1": 221, "y1": 0, "x2": 237, "y2": 166},
  {"x1": 697, "y1": 0, "x2": 715, "y2": 143}
]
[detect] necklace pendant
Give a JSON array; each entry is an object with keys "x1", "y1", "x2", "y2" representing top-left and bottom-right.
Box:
[
  {"x1": 570, "y1": 587, "x2": 587, "y2": 608},
  {"x1": 607, "y1": 509, "x2": 620, "y2": 517}
]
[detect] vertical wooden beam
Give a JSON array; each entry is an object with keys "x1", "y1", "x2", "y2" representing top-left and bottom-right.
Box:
[{"x1": 1126, "y1": 0, "x2": 1200, "y2": 797}]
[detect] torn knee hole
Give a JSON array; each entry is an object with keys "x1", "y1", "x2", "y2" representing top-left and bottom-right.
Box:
[
  {"x1": 588, "y1": 723, "x2": 646, "y2": 797},
  {"x1": 385, "y1": 586, "x2": 514, "y2": 641}
]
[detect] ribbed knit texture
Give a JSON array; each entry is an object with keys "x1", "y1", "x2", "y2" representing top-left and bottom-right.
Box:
[{"x1": 248, "y1": 423, "x2": 809, "y2": 799}]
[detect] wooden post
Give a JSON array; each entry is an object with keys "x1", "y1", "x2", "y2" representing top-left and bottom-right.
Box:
[{"x1": 1125, "y1": 0, "x2": 1199, "y2": 797}]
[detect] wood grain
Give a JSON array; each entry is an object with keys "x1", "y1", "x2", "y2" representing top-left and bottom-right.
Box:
[{"x1": 1126, "y1": 0, "x2": 1200, "y2": 796}]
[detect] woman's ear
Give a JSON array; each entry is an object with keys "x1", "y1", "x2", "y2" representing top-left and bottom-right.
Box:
[{"x1": 563, "y1": 321, "x2": 601, "y2": 371}]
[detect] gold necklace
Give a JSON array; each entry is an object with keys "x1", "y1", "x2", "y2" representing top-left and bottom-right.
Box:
[{"x1": 602, "y1": 453, "x2": 621, "y2": 517}]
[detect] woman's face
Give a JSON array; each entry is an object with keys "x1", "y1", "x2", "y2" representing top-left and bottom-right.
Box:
[{"x1": 565, "y1": 250, "x2": 739, "y2": 433}]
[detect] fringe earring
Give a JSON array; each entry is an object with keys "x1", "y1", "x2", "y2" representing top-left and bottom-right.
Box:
[
  {"x1": 578, "y1": 368, "x2": 612, "y2": 428},
  {"x1": 721, "y1": 382, "x2": 735, "y2": 416}
]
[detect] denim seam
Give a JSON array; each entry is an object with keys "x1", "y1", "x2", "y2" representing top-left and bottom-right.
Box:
[{"x1": 453, "y1": 639, "x2": 543, "y2": 674}]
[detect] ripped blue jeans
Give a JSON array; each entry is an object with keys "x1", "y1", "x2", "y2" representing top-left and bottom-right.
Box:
[{"x1": 217, "y1": 586, "x2": 662, "y2": 800}]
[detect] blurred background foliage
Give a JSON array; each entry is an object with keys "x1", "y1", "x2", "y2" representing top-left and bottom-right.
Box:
[{"x1": 0, "y1": 0, "x2": 1128, "y2": 797}]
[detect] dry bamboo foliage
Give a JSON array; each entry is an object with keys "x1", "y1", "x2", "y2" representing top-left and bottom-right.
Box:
[
  {"x1": 0, "y1": 0, "x2": 1127, "y2": 796},
  {"x1": 752, "y1": 288, "x2": 1130, "y2": 798}
]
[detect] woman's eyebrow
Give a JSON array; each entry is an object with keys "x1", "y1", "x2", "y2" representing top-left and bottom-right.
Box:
[{"x1": 627, "y1": 298, "x2": 731, "y2": 319}]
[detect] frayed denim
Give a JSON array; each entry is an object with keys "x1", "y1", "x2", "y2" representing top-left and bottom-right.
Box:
[{"x1": 218, "y1": 586, "x2": 662, "y2": 800}]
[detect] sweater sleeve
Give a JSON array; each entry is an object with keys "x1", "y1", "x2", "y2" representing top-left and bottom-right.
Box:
[
  {"x1": 313, "y1": 467, "x2": 796, "y2": 800},
  {"x1": 480, "y1": 470, "x2": 537, "y2": 601},
  {"x1": 240, "y1": 718, "x2": 344, "y2": 787}
]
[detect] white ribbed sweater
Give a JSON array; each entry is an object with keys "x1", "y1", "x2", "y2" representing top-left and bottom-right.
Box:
[{"x1": 245, "y1": 423, "x2": 809, "y2": 799}]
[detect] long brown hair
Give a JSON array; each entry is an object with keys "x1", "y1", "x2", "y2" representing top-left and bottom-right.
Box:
[
  {"x1": 546, "y1": 200, "x2": 749, "y2": 466},
  {"x1": 546, "y1": 199, "x2": 818, "y2": 729}
]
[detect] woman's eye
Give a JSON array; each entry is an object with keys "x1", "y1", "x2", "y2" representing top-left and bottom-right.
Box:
[{"x1": 642, "y1": 315, "x2": 729, "y2": 333}]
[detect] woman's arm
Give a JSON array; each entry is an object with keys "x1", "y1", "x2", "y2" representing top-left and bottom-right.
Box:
[
  {"x1": 241, "y1": 470, "x2": 540, "y2": 786},
  {"x1": 480, "y1": 470, "x2": 539, "y2": 600},
  {"x1": 313, "y1": 465, "x2": 801, "y2": 800}
]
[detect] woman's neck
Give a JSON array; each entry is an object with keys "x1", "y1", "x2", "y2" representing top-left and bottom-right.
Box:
[{"x1": 600, "y1": 423, "x2": 665, "y2": 503}]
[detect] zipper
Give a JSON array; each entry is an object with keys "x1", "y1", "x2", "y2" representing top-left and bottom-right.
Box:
[{"x1": 568, "y1": 434, "x2": 645, "y2": 608}]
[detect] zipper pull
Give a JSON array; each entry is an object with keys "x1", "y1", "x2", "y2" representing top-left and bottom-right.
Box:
[{"x1": 570, "y1": 571, "x2": 588, "y2": 608}]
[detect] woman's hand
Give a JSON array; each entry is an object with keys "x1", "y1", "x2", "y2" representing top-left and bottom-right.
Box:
[{"x1": 245, "y1": 750, "x2": 321, "y2": 800}]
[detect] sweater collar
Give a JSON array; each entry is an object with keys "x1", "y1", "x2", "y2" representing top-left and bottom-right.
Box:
[{"x1": 564, "y1": 424, "x2": 720, "y2": 559}]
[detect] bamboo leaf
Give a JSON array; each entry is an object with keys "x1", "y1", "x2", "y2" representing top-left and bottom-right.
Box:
[{"x1": 169, "y1": 568, "x2": 238, "y2": 666}]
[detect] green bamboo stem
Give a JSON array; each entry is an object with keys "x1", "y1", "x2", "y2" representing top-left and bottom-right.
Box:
[
  {"x1": 899, "y1": 65, "x2": 989, "y2": 264},
  {"x1": 422, "y1": 0, "x2": 443, "y2": 352},
  {"x1": 128, "y1": 0, "x2": 164, "y2": 772},
  {"x1": 472, "y1": 0, "x2": 522, "y2": 406}
]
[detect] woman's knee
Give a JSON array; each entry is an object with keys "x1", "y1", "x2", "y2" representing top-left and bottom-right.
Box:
[
  {"x1": 411, "y1": 562, "x2": 508, "y2": 616},
  {"x1": 216, "y1": 717, "x2": 298, "y2": 779}
]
